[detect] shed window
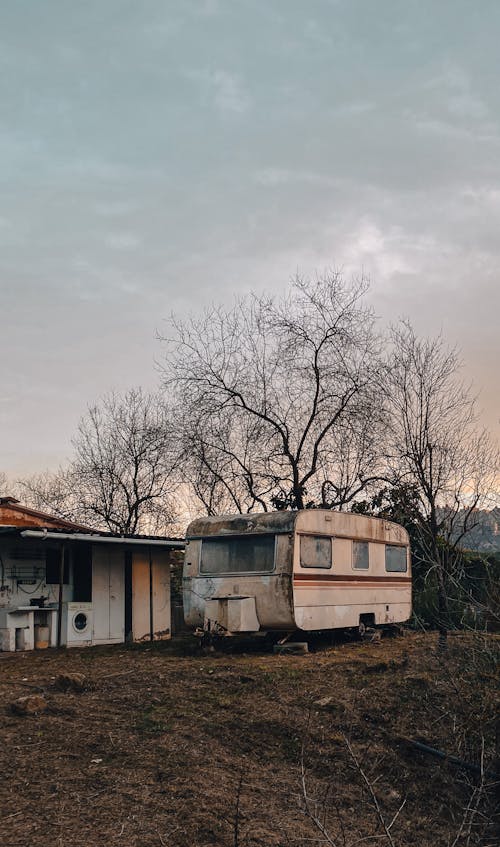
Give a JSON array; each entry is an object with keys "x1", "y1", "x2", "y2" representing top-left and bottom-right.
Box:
[
  {"x1": 300, "y1": 535, "x2": 332, "y2": 569},
  {"x1": 353, "y1": 541, "x2": 369, "y2": 570},
  {"x1": 385, "y1": 545, "x2": 407, "y2": 573}
]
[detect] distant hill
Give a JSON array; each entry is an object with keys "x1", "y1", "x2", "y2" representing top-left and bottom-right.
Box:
[{"x1": 454, "y1": 508, "x2": 500, "y2": 552}]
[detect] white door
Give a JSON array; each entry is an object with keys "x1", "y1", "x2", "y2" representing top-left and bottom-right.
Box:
[{"x1": 92, "y1": 546, "x2": 125, "y2": 644}]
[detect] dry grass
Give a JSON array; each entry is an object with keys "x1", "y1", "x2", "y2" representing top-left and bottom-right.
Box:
[{"x1": 0, "y1": 631, "x2": 498, "y2": 847}]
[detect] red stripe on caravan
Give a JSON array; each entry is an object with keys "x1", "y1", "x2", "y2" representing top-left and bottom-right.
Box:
[
  {"x1": 294, "y1": 583, "x2": 410, "y2": 589},
  {"x1": 293, "y1": 574, "x2": 411, "y2": 584}
]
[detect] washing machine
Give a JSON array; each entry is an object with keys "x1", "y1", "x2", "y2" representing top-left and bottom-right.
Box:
[{"x1": 61, "y1": 602, "x2": 93, "y2": 647}]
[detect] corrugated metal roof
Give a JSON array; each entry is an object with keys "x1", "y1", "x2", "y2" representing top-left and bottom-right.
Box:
[
  {"x1": 20, "y1": 529, "x2": 185, "y2": 548},
  {"x1": 0, "y1": 525, "x2": 185, "y2": 548}
]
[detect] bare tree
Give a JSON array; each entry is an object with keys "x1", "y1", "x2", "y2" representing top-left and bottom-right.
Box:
[
  {"x1": 18, "y1": 388, "x2": 179, "y2": 534},
  {"x1": 16, "y1": 467, "x2": 83, "y2": 523},
  {"x1": 162, "y1": 272, "x2": 385, "y2": 513},
  {"x1": 0, "y1": 470, "x2": 9, "y2": 496},
  {"x1": 384, "y1": 321, "x2": 499, "y2": 636}
]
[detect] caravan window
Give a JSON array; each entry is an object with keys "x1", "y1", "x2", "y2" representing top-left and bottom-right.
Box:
[
  {"x1": 385, "y1": 545, "x2": 407, "y2": 573},
  {"x1": 300, "y1": 535, "x2": 332, "y2": 569},
  {"x1": 352, "y1": 541, "x2": 369, "y2": 570},
  {"x1": 200, "y1": 534, "x2": 275, "y2": 575}
]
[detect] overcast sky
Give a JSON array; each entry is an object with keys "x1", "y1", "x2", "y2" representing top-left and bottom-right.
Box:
[{"x1": 1, "y1": 0, "x2": 499, "y2": 478}]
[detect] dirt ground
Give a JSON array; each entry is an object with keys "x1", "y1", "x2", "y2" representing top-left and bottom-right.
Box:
[{"x1": 0, "y1": 631, "x2": 498, "y2": 847}]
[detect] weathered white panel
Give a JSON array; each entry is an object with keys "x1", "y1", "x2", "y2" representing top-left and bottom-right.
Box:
[
  {"x1": 205, "y1": 596, "x2": 260, "y2": 633},
  {"x1": 295, "y1": 511, "x2": 410, "y2": 547},
  {"x1": 152, "y1": 551, "x2": 171, "y2": 639},
  {"x1": 295, "y1": 602, "x2": 411, "y2": 630},
  {"x1": 108, "y1": 549, "x2": 125, "y2": 642},
  {"x1": 92, "y1": 546, "x2": 125, "y2": 644},
  {"x1": 333, "y1": 538, "x2": 351, "y2": 569}
]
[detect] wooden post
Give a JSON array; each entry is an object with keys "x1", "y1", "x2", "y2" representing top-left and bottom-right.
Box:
[
  {"x1": 56, "y1": 545, "x2": 65, "y2": 648},
  {"x1": 149, "y1": 547, "x2": 154, "y2": 642}
]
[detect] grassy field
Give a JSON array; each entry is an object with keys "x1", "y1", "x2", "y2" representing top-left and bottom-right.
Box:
[{"x1": 0, "y1": 631, "x2": 498, "y2": 847}]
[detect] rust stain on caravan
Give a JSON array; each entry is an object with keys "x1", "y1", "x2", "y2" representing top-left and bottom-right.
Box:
[{"x1": 187, "y1": 512, "x2": 297, "y2": 538}]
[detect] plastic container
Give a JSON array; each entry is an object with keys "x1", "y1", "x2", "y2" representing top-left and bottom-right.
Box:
[{"x1": 34, "y1": 625, "x2": 50, "y2": 649}]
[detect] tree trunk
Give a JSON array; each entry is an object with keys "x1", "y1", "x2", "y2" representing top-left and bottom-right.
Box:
[{"x1": 436, "y1": 562, "x2": 449, "y2": 651}]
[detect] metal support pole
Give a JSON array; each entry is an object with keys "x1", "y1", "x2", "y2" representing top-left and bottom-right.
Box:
[
  {"x1": 149, "y1": 547, "x2": 154, "y2": 642},
  {"x1": 56, "y1": 545, "x2": 65, "y2": 648}
]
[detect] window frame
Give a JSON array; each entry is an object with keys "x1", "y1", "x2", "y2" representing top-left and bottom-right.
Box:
[
  {"x1": 352, "y1": 540, "x2": 370, "y2": 570},
  {"x1": 199, "y1": 533, "x2": 277, "y2": 576},
  {"x1": 299, "y1": 534, "x2": 333, "y2": 570},
  {"x1": 384, "y1": 544, "x2": 408, "y2": 573}
]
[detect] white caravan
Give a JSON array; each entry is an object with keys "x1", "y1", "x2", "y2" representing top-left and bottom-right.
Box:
[{"x1": 183, "y1": 510, "x2": 411, "y2": 636}]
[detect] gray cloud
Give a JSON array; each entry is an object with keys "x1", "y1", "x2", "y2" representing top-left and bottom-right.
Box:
[{"x1": 1, "y1": 0, "x2": 499, "y2": 475}]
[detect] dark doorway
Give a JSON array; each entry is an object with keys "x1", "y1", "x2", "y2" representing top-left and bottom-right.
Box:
[
  {"x1": 73, "y1": 543, "x2": 92, "y2": 602},
  {"x1": 46, "y1": 547, "x2": 69, "y2": 585}
]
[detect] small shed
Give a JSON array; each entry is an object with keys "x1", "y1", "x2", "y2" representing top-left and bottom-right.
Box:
[{"x1": 0, "y1": 497, "x2": 184, "y2": 651}]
